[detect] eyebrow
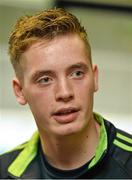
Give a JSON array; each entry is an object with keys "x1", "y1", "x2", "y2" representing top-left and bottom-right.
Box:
[{"x1": 67, "y1": 62, "x2": 89, "y2": 72}]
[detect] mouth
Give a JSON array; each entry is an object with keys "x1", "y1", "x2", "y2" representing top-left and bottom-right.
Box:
[{"x1": 52, "y1": 107, "x2": 80, "y2": 124}]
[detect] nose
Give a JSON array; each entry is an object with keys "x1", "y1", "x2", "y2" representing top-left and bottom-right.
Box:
[{"x1": 55, "y1": 78, "x2": 74, "y2": 102}]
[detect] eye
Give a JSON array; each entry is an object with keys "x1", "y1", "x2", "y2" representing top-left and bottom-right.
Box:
[
  {"x1": 37, "y1": 76, "x2": 53, "y2": 85},
  {"x1": 71, "y1": 70, "x2": 84, "y2": 78}
]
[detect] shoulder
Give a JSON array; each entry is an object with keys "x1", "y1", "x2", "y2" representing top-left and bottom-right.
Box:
[
  {"x1": 0, "y1": 132, "x2": 40, "y2": 178},
  {"x1": 103, "y1": 118, "x2": 132, "y2": 177},
  {"x1": 0, "y1": 150, "x2": 22, "y2": 178},
  {"x1": 112, "y1": 128, "x2": 132, "y2": 177},
  {"x1": 0, "y1": 148, "x2": 22, "y2": 167},
  {"x1": 113, "y1": 128, "x2": 132, "y2": 152},
  {"x1": 0, "y1": 142, "x2": 27, "y2": 178}
]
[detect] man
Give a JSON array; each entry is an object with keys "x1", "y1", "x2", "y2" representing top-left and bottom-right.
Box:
[{"x1": 0, "y1": 8, "x2": 131, "y2": 179}]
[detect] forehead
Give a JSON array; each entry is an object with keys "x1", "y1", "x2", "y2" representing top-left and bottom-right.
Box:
[{"x1": 21, "y1": 34, "x2": 91, "y2": 74}]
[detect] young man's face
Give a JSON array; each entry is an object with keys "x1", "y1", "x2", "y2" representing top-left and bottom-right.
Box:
[{"x1": 13, "y1": 34, "x2": 98, "y2": 137}]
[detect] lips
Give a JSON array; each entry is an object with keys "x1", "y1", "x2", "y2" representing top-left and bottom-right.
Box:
[
  {"x1": 54, "y1": 107, "x2": 79, "y2": 115},
  {"x1": 52, "y1": 107, "x2": 80, "y2": 124}
]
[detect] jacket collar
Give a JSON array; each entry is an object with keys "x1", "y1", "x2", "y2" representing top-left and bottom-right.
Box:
[{"x1": 8, "y1": 113, "x2": 108, "y2": 178}]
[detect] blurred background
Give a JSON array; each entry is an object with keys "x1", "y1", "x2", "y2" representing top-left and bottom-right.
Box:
[{"x1": 0, "y1": 0, "x2": 132, "y2": 153}]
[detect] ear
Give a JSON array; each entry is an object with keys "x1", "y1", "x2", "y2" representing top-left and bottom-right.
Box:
[
  {"x1": 12, "y1": 78, "x2": 27, "y2": 105},
  {"x1": 92, "y1": 64, "x2": 99, "y2": 92}
]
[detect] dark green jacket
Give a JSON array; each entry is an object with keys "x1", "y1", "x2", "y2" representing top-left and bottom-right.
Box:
[{"x1": 0, "y1": 113, "x2": 132, "y2": 179}]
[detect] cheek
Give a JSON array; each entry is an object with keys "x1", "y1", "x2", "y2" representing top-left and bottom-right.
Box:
[
  {"x1": 74, "y1": 79, "x2": 95, "y2": 109},
  {"x1": 24, "y1": 87, "x2": 54, "y2": 110},
  {"x1": 75, "y1": 78, "x2": 95, "y2": 95},
  {"x1": 26, "y1": 90, "x2": 54, "y2": 125}
]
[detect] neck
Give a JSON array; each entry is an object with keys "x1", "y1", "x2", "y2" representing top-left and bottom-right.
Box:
[{"x1": 40, "y1": 117, "x2": 100, "y2": 170}]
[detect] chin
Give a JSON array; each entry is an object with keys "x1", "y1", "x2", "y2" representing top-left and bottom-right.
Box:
[{"x1": 53, "y1": 121, "x2": 86, "y2": 137}]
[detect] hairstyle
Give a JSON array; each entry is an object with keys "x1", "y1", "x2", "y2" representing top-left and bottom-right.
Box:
[{"x1": 8, "y1": 8, "x2": 91, "y2": 78}]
